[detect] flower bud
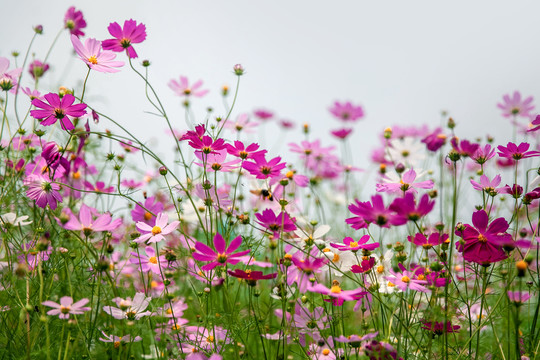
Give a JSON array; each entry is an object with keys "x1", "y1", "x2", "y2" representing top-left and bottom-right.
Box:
[
  {"x1": 33, "y1": 25, "x2": 43, "y2": 34},
  {"x1": 516, "y1": 260, "x2": 528, "y2": 277},
  {"x1": 159, "y1": 166, "x2": 168, "y2": 176},
  {"x1": 447, "y1": 117, "x2": 456, "y2": 129},
  {"x1": 141, "y1": 59, "x2": 151, "y2": 67},
  {"x1": 233, "y1": 64, "x2": 244, "y2": 75}
]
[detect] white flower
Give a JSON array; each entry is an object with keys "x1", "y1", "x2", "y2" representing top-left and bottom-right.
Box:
[
  {"x1": 372, "y1": 250, "x2": 396, "y2": 294},
  {"x1": 293, "y1": 224, "x2": 331, "y2": 247},
  {"x1": 1, "y1": 213, "x2": 32, "y2": 226},
  {"x1": 386, "y1": 137, "x2": 425, "y2": 168}
]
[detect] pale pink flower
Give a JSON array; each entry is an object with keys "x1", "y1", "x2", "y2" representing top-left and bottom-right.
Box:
[
  {"x1": 71, "y1": 35, "x2": 124, "y2": 73},
  {"x1": 42, "y1": 296, "x2": 90, "y2": 319},
  {"x1": 103, "y1": 293, "x2": 152, "y2": 320},
  {"x1": 168, "y1": 76, "x2": 209, "y2": 97},
  {"x1": 134, "y1": 213, "x2": 179, "y2": 244}
]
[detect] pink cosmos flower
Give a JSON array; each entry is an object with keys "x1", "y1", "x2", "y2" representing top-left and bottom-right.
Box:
[
  {"x1": 450, "y1": 137, "x2": 479, "y2": 157},
  {"x1": 226, "y1": 141, "x2": 267, "y2": 160},
  {"x1": 385, "y1": 264, "x2": 429, "y2": 292},
  {"x1": 242, "y1": 155, "x2": 287, "y2": 180},
  {"x1": 420, "y1": 321, "x2": 460, "y2": 335},
  {"x1": 329, "y1": 101, "x2": 364, "y2": 122},
  {"x1": 61, "y1": 204, "x2": 121, "y2": 235},
  {"x1": 30, "y1": 93, "x2": 87, "y2": 131},
  {"x1": 21, "y1": 87, "x2": 42, "y2": 101},
  {"x1": 102, "y1": 20, "x2": 147, "y2": 59},
  {"x1": 408, "y1": 232, "x2": 448, "y2": 249},
  {"x1": 470, "y1": 174, "x2": 502, "y2": 195},
  {"x1": 98, "y1": 331, "x2": 142, "y2": 345},
  {"x1": 497, "y1": 91, "x2": 534, "y2": 118},
  {"x1": 507, "y1": 291, "x2": 531, "y2": 305},
  {"x1": 42, "y1": 296, "x2": 90, "y2": 319},
  {"x1": 330, "y1": 235, "x2": 379, "y2": 252},
  {"x1": 330, "y1": 128, "x2": 353, "y2": 140},
  {"x1": 84, "y1": 180, "x2": 114, "y2": 194},
  {"x1": 168, "y1": 76, "x2": 209, "y2": 97},
  {"x1": 134, "y1": 213, "x2": 179, "y2": 244},
  {"x1": 497, "y1": 142, "x2": 540, "y2": 161},
  {"x1": 421, "y1": 127, "x2": 447, "y2": 152},
  {"x1": 346, "y1": 194, "x2": 407, "y2": 230},
  {"x1": 71, "y1": 35, "x2": 124, "y2": 73},
  {"x1": 310, "y1": 280, "x2": 367, "y2": 306},
  {"x1": 28, "y1": 60, "x2": 49, "y2": 80},
  {"x1": 194, "y1": 149, "x2": 241, "y2": 172},
  {"x1": 255, "y1": 208, "x2": 297, "y2": 238},
  {"x1": 287, "y1": 249, "x2": 329, "y2": 293},
  {"x1": 192, "y1": 233, "x2": 250, "y2": 271},
  {"x1": 471, "y1": 144, "x2": 496, "y2": 165},
  {"x1": 223, "y1": 113, "x2": 259, "y2": 133},
  {"x1": 130, "y1": 246, "x2": 168, "y2": 274},
  {"x1": 41, "y1": 141, "x2": 69, "y2": 172},
  {"x1": 103, "y1": 293, "x2": 152, "y2": 320},
  {"x1": 131, "y1": 196, "x2": 164, "y2": 226},
  {"x1": 227, "y1": 269, "x2": 277, "y2": 286},
  {"x1": 376, "y1": 169, "x2": 434, "y2": 194},
  {"x1": 188, "y1": 135, "x2": 226, "y2": 155},
  {"x1": 528, "y1": 115, "x2": 540, "y2": 132},
  {"x1": 390, "y1": 192, "x2": 435, "y2": 222},
  {"x1": 24, "y1": 174, "x2": 63, "y2": 210},
  {"x1": 64, "y1": 7, "x2": 87, "y2": 37},
  {"x1": 0, "y1": 57, "x2": 22, "y2": 92},
  {"x1": 455, "y1": 210, "x2": 510, "y2": 265},
  {"x1": 253, "y1": 109, "x2": 274, "y2": 121},
  {"x1": 121, "y1": 179, "x2": 144, "y2": 190}
]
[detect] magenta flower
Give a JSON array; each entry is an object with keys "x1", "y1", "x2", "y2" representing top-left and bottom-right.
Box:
[
  {"x1": 471, "y1": 144, "x2": 496, "y2": 165},
  {"x1": 253, "y1": 109, "x2": 274, "y2": 121},
  {"x1": 226, "y1": 141, "x2": 267, "y2": 160},
  {"x1": 330, "y1": 235, "x2": 379, "y2": 252},
  {"x1": 41, "y1": 141, "x2": 69, "y2": 171},
  {"x1": 130, "y1": 246, "x2": 169, "y2": 274},
  {"x1": 102, "y1": 20, "x2": 147, "y2": 58},
  {"x1": 242, "y1": 155, "x2": 287, "y2": 180},
  {"x1": 84, "y1": 181, "x2": 114, "y2": 194},
  {"x1": 168, "y1": 76, "x2": 209, "y2": 97},
  {"x1": 421, "y1": 127, "x2": 447, "y2": 152},
  {"x1": 188, "y1": 135, "x2": 226, "y2": 155},
  {"x1": 192, "y1": 233, "x2": 250, "y2": 271},
  {"x1": 420, "y1": 321, "x2": 460, "y2": 335},
  {"x1": 385, "y1": 264, "x2": 429, "y2": 292},
  {"x1": 131, "y1": 196, "x2": 164, "y2": 226},
  {"x1": 330, "y1": 128, "x2": 353, "y2": 140},
  {"x1": 30, "y1": 93, "x2": 87, "y2": 131},
  {"x1": 528, "y1": 114, "x2": 540, "y2": 132},
  {"x1": 64, "y1": 6, "x2": 87, "y2": 37},
  {"x1": 497, "y1": 91, "x2": 534, "y2": 118},
  {"x1": 135, "y1": 213, "x2": 179, "y2": 244},
  {"x1": 227, "y1": 269, "x2": 277, "y2": 286},
  {"x1": 497, "y1": 142, "x2": 540, "y2": 161},
  {"x1": 450, "y1": 137, "x2": 479, "y2": 157},
  {"x1": 61, "y1": 204, "x2": 121, "y2": 235},
  {"x1": 310, "y1": 280, "x2": 367, "y2": 306},
  {"x1": 42, "y1": 296, "x2": 90, "y2": 319},
  {"x1": 24, "y1": 174, "x2": 63, "y2": 210},
  {"x1": 390, "y1": 192, "x2": 435, "y2": 222},
  {"x1": 470, "y1": 174, "x2": 502, "y2": 195},
  {"x1": 28, "y1": 60, "x2": 49, "y2": 80},
  {"x1": 376, "y1": 169, "x2": 434, "y2": 194},
  {"x1": 255, "y1": 208, "x2": 297, "y2": 238},
  {"x1": 346, "y1": 194, "x2": 407, "y2": 230},
  {"x1": 71, "y1": 35, "x2": 124, "y2": 73},
  {"x1": 455, "y1": 210, "x2": 510, "y2": 265},
  {"x1": 351, "y1": 257, "x2": 376, "y2": 274},
  {"x1": 408, "y1": 232, "x2": 448, "y2": 249},
  {"x1": 329, "y1": 101, "x2": 364, "y2": 122}
]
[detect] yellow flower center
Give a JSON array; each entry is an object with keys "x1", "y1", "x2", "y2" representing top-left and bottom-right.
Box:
[
  {"x1": 114, "y1": 341, "x2": 121, "y2": 348},
  {"x1": 144, "y1": 212, "x2": 152, "y2": 221},
  {"x1": 87, "y1": 56, "x2": 98, "y2": 65},
  {"x1": 72, "y1": 171, "x2": 81, "y2": 179},
  {"x1": 401, "y1": 276, "x2": 410, "y2": 283},
  {"x1": 377, "y1": 265, "x2": 385, "y2": 273},
  {"x1": 166, "y1": 308, "x2": 173, "y2": 315},
  {"x1": 417, "y1": 274, "x2": 425, "y2": 281},
  {"x1": 477, "y1": 234, "x2": 487, "y2": 243},
  {"x1": 330, "y1": 280, "x2": 342, "y2": 293},
  {"x1": 388, "y1": 282, "x2": 395, "y2": 287},
  {"x1": 322, "y1": 349, "x2": 330, "y2": 356},
  {"x1": 60, "y1": 305, "x2": 70, "y2": 314},
  {"x1": 207, "y1": 335, "x2": 214, "y2": 342},
  {"x1": 285, "y1": 170, "x2": 294, "y2": 179},
  {"x1": 349, "y1": 241, "x2": 358, "y2": 248},
  {"x1": 332, "y1": 253, "x2": 340, "y2": 262},
  {"x1": 151, "y1": 226, "x2": 162, "y2": 236},
  {"x1": 148, "y1": 256, "x2": 158, "y2": 264}
]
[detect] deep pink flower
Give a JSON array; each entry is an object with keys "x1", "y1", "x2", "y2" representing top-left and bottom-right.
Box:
[
  {"x1": 41, "y1": 142, "x2": 69, "y2": 172},
  {"x1": 28, "y1": 60, "x2": 49, "y2": 80},
  {"x1": 227, "y1": 269, "x2": 277, "y2": 286},
  {"x1": 471, "y1": 144, "x2": 496, "y2": 165},
  {"x1": 408, "y1": 232, "x2": 448, "y2": 249},
  {"x1": 497, "y1": 142, "x2": 540, "y2": 161},
  {"x1": 71, "y1": 35, "x2": 124, "y2": 73},
  {"x1": 330, "y1": 235, "x2": 379, "y2": 252},
  {"x1": 253, "y1": 109, "x2": 274, "y2": 121},
  {"x1": 420, "y1": 321, "x2": 460, "y2": 335},
  {"x1": 421, "y1": 127, "x2": 447, "y2": 152},
  {"x1": 376, "y1": 169, "x2": 434, "y2": 194},
  {"x1": 346, "y1": 194, "x2": 407, "y2": 230},
  {"x1": 131, "y1": 196, "x2": 164, "y2": 226},
  {"x1": 64, "y1": 7, "x2": 87, "y2": 37},
  {"x1": 351, "y1": 257, "x2": 376, "y2": 274},
  {"x1": 61, "y1": 204, "x2": 121, "y2": 235},
  {"x1": 168, "y1": 76, "x2": 209, "y2": 97},
  {"x1": 135, "y1": 213, "x2": 179, "y2": 244},
  {"x1": 24, "y1": 174, "x2": 63, "y2": 210},
  {"x1": 470, "y1": 174, "x2": 502, "y2": 195},
  {"x1": 130, "y1": 246, "x2": 169, "y2": 274},
  {"x1": 310, "y1": 280, "x2": 367, "y2": 306},
  {"x1": 450, "y1": 137, "x2": 479, "y2": 157},
  {"x1": 242, "y1": 155, "x2": 287, "y2": 180},
  {"x1": 42, "y1": 296, "x2": 90, "y2": 319},
  {"x1": 255, "y1": 208, "x2": 297, "y2": 238},
  {"x1": 330, "y1": 128, "x2": 353, "y2": 140},
  {"x1": 192, "y1": 233, "x2": 250, "y2": 271},
  {"x1": 188, "y1": 135, "x2": 226, "y2": 155},
  {"x1": 329, "y1": 101, "x2": 364, "y2": 122},
  {"x1": 390, "y1": 192, "x2": 435, "y2": 222},
  {"x1": 102, "y1": 20, "x2": 147, "y2": 59},
  {"x1": 279, "y1": 119, "x2": 295, "y2": 129},
  {"x1": 455, "y1": 210, "x2": 510, "y2": 265},
  {"x1": 528, "y1": 115, "x2": 540, "y2": 132},
  {"x1": 84, "y1": 181, "x2": 114, "y2": 194},
  {"x1": 497, "y1": 91, "x2": 534, "y2": 118},
  {"x1": 30, "y1": 93, "x2": 87, "y2": 131},
  {"x1": 226, "y1": 141, "x2": 267, "y2": 160}
]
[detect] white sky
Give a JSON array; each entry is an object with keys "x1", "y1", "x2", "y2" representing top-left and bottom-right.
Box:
[{"x1": 2, "y1": 0, "x2": 540, "y2": 170}]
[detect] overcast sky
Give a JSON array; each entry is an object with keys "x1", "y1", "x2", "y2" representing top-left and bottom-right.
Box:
[{"x1": 2, "y1": 0, "x2": 540, "y2": 170}]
